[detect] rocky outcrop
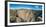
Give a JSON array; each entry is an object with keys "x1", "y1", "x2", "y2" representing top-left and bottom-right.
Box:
[{"x1": 10, "y1": 9, "x2": 42, "y2": 23}]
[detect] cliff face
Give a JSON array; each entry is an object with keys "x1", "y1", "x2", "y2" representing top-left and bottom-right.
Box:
[
  {"x1": 17, "y1": 9, "x2": 34, "y2": 22},
  {"x1": 10, "y1": 9, "x2": 17, "y2": 16},
  {"x1": 10, "y1": 9, "x2": 42, "y2": 23}
]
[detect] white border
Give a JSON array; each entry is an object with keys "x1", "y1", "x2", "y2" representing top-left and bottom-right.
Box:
[{"x1": 7, "y1": 2, "x2": 44, "y2": 25}]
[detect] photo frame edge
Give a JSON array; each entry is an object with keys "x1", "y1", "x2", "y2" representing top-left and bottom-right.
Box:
[{"x1": 5, "y1": 1, "x2": 45, "y2": 26}]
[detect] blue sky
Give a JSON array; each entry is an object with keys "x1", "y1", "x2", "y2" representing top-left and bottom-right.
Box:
[{"x1": 10, "y1": 4, "x2": 42, "y2": 10}]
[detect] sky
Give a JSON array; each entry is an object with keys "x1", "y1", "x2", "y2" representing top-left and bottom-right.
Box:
[{"x1": 10, "y1": 4, "x2": 42, "y2": 10}]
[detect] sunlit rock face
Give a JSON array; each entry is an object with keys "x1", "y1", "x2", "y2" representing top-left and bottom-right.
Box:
[
  {"x1": 16, "y1": 9, "x2": 35, "y2": 22},
  {"x1": 10, "y1": 9, "x2": 35, "y2": 23},
  {"x1": 10, "y1": 9, "x2": 41, "y2": 23}
]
